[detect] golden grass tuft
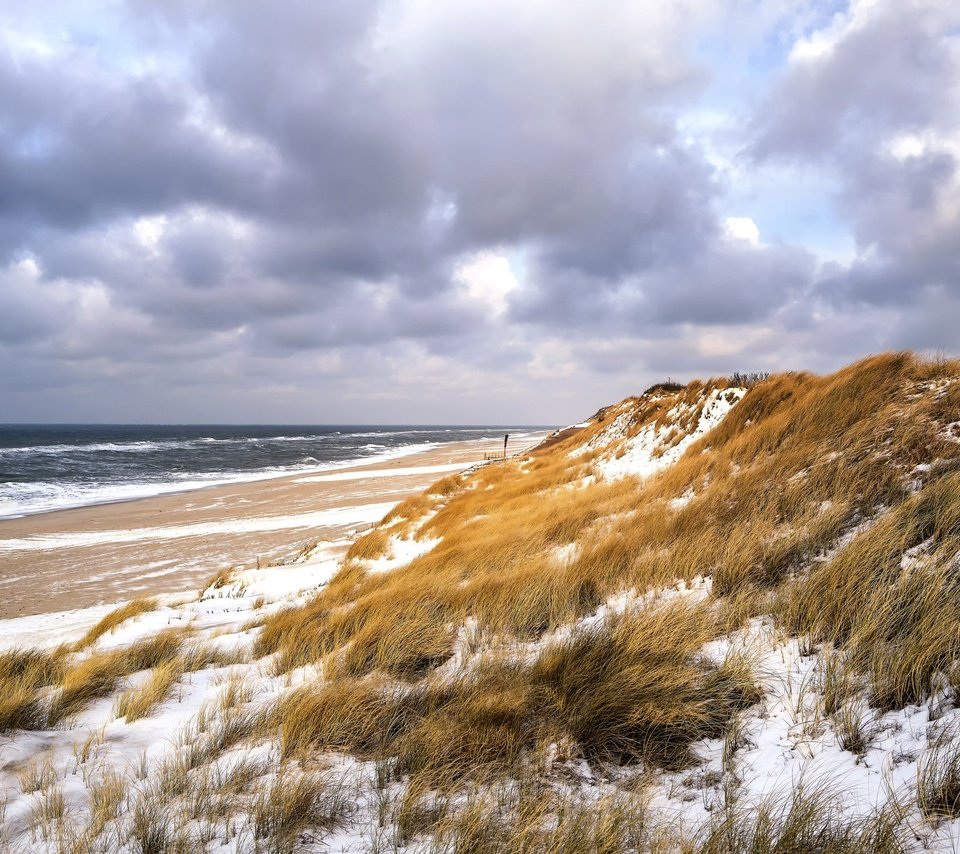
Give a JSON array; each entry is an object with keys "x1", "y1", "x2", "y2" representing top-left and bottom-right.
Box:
[
  {"x1": 779, "y1": 472, "x2": 960, "y2": 709},
  {"x1": 77, "y1": 598, "x2": 158, "y2": 649},
  {"x1": 428, "y1": 783, "x2": 651, "y2": 853},
  {"x1": 428, "y1": 474, "x2": 462, "y2": 497},
  {"x1": 345, "y1": 526, "x2": 391, "y2": 561},
  {"x1": 0, "y1": 647, "x2": 65, "y2": 732},
  {"x1": 695, "y1": 787, "x2": 905, "y2": 853},
  {"x1": 16, "y1": 755, "x2": 58, "y2": 794},
  {"x1": 49, "y1": 629, "x2": 185, "y2": 725},
  {"x1": 87, "y1": 771, "x2": 126, "y2": 839},
  {"x1": 530, "y1": 603, "x2": 760, "y2": 769},
  {"x1": 276, "y1": 599, "x2": 758, "y2": 789},
  {"x1": 115, "y1": 655, "x2": 185, "y2": 722},
  {"x1": 250, "y1": 767, "x2": 353, "y2": 848},
  {"x1": 917, "y1": 728, "x2": 960, "y2": 822}
]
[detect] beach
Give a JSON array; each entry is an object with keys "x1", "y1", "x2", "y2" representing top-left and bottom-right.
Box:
[{"x1": 0, "y1": 433, "x2": 544, "y2": 620}]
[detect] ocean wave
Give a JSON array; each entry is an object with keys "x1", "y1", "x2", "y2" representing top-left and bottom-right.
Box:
[
  {"x1": 0, "y1": 440, "x2": 172, "y2": 457},
  {"x1": 0, "y1": 440, "x2": 444, "y2": 519},
  {"x1": 0, "y1": 433, "x2": 334, "y2": 456},
  {"x1": 0, "y1": 427, "x2": 541, "y2": 459}
]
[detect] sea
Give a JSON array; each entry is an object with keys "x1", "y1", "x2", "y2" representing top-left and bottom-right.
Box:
[{"x1": 0, "y1": 425, "x2": 543, "y2": 520}]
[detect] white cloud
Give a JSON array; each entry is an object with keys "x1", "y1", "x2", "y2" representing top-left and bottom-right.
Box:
[
  {"x1": 133, "y1": 215, "x2": 167, "y2": 253},
  {"x1": 723, "y1": 216, "x2": 761, "y2": 245},
  {"x1": 454, "y1": 251, "x2": 519, "y2": 315},
  {"x1": 787, "y1": 0, "x2": 882, "y2": 65}
]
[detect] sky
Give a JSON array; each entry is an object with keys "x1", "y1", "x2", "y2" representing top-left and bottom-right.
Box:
[{"x1": 0, "y1": 0, "x2": 958, "y2": 425}]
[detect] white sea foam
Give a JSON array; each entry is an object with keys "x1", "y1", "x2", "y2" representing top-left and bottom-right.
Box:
[
  {"x1": 0, "y1": 428, "x2": 545, "y2": 520},
  {"x1": 0, "y1": 434, "x2": 351, "y2": 456},
  {"x1": 0, "y1": 442, "x2": 442, "y2": 519}
]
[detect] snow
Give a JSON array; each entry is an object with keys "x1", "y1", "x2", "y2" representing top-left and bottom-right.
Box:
[
  {"x1": 573, "y1": 403, "x2": 636, "y2": 456},
  {"x1": 292, "y1": 462, "x2": 468, "y2": 484},
  {"x1": 548, "y1": 542, "x2": 580, "y2": 565},
  {"x1": 941, "y1": 422, "x2": 960, "y2": 444},
  {"x1": 0, "y1": 503, "x2": 395, "y2": 552},
  {"x1": 0, "y1": 603, "x2": 127, "y2": 651},
  {"x1": 596, "y1": 387, "x2": 745, "y2": 481},
  {"x1": 6, "y1": 381, "x2": 960, "y2": 850},
  {"x1": 363, "y1": 533, "x2": 441, "y2": 574},
  {"x1": 669, "y1": 487, "x2": 696, "y2": 509}
]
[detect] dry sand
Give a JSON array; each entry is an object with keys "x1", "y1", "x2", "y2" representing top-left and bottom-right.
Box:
[{"x1": 0, "y1": 434, "x2": 545, "y2": 619}]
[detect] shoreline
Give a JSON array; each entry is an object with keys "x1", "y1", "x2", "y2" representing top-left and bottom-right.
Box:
[
  {"x1": 0, "y1": 433, "x2": 547, "y2": 621},
  {"x1": 1, "y1": 429, "x2": 544, "y2": 522}
]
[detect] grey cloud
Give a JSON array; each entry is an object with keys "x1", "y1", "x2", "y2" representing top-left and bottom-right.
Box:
[
  {"x1": 0, "y1": 263, "x2": 59, "y2": 345},
  {"x1": 827, "y1": 149, "x2": 960, "y2": 305},
  {"x1": 0, "y1": 54, "x2": 274, "y2": 242},
  {"x1": 751, "y1": 1, "x2": 960, "y2": 161},
  {"x1": 512, "y1": 239, "x2": 816, "y2": 333},
  {"x1": 749, "y1": 0, "x2": 960, "y2": 361},
  {"x1": 1, "y1": 0, "x2": 957, "y2": 424}
]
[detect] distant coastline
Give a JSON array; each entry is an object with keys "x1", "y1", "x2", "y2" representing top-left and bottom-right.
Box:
[
  {"x1": 0, "y1": 424, "x2": 547, "y2": 520},
  {"x1": 0, "y1": 432, "x2": 549, "y2": 620}
]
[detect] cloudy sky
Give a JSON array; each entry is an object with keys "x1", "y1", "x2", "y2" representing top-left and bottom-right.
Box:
[{"x1": 1, "y1": 0, "x2": 958, "y2": 424}]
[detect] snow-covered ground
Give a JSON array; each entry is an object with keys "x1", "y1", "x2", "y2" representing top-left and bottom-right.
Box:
[
  {"x1": 593, "y1": 387, "x2": 746, "y2": 481},
  {"x1": 3, "y1": 384, "x2": 960, "y2": 851},
  {"x1": 12, "y1": 560, "x2": 937, "y2": 852}
]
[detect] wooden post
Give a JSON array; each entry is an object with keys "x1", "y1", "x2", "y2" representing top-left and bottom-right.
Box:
[{"x1": 503, "y1": 433, "x2": 509, "y2": 460}]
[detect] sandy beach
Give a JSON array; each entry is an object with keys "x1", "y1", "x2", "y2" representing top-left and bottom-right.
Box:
[{"x1": 0, "y1": 434, "x2": 545, "y2": 620}]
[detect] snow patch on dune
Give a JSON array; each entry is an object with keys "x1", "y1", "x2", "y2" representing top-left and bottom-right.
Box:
[
  {"x1": 646, "y1": 618, "x2": 960, "y2": 851},
  {"x1": 364, "y1": 533, "x2": 441, "y2": 574},
  {"x1": 597, "y1": 387, "x2": 745, "y2": 480}
]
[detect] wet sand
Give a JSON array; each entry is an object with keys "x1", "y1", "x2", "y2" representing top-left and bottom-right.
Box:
[{"x1": 0, "y1": 435, "x2": 545, "y2": 619}]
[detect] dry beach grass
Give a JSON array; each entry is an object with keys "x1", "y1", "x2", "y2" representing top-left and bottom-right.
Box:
[{"x1": 4, "y1": 353, "x2": 960, "y2": 850}]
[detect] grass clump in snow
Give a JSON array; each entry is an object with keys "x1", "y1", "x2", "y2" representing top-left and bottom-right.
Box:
[
  {"x1": 250, "y1": 767, "x2": 354, "y2": 850},
  {"x1": 345, "y1": 526, "x2": 391, "y2": 561},
  {"x1": 428, "y1": 474, "x2": 462, "y2": 497},
  {"x1": 530, "y1": 603, "x2": 760, "y2": 769},
  {"x1": 696, "y1": 787, "x2": 905, "y2": 853},
  {"x1": 0, "y1": 647, "x2": 65, "y2": 732},
  {"x1": 115, "y1": 655, "x2": 186, "y2": 722},
  {"x1": 30, "y1": 783, "x2": 68, "y2": 845},
  {"x1": 76, "y1": 597, "x2": 158, "y2": 649},
  {"x1": 917, "y1": 733, "x2": 960, "y2": 822},
  {"x1": 278, "y1": 600, "x2": 758, "y2": 789},
  {"x1": 334, "y1": 596, "x2": 456, "y2": 680},
  {"x1": 87, "y1": 771, "x2": 126, "y2": 840},
  {"x1": 779, "y1": 473, "x2": 960, "y2": 710},
  {"x1": 130, "y1": 800, "x2": 181, "y2": 854},
  {"x1": 428, "y1": 786, "x2": 651, "y2": 854},
  {"x1": 49, "y1": 629, "x2": 185, "y2": 725},
  {"x1": 16, "y1": 754, "x2": 59, "y2": 794}
]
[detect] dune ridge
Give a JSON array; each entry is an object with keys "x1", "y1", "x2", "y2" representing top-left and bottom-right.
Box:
[{"x1": 3, "y1": 353, "x2": 960, "y2": 851}]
